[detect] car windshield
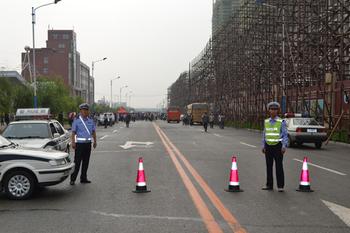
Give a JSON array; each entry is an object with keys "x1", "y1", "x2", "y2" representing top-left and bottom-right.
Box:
[
  {"x1": 293, "y1": 118, "x2": 320, "y2": 126},
  {"x1": 0, "y1": 135, "x2": 12, "y2": 147},
  {"x1": 2, "y1": 123, "x2": 49, "y2": 139}
]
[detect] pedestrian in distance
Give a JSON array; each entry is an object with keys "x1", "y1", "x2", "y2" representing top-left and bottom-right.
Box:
[
  {"x1": 218, "y1": 113, "x2": 225, "y2": 129},
  {"x1": 4, "y1": 113, "x2": 10, "y2": 126},
  {"x1": 261, "y1": 101, "x2": 288, "y2": 192},
  {"x1": 70, "y1": 103, "x2": 97, "y2": 185},
  {"x1": 209, "y1": 112, "x2": 215, "y2": 129},
  {"x1": 202, "y1": 112, "x2": 209, "y2": 132},
  {"x1": 125, "y1": 113, "x2": 131, "y2": 128},
  {"x1": 0, "y1": 113, "x2": 4, "y2": 126},
  {"x1": 103, "y1": 113, "x2": 108, "y2": 129}
]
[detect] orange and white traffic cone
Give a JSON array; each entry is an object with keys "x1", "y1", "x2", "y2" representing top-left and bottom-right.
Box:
[
  {"x1": 225, "y1": 156, "x2": 243, "y2": 192},
  {"x1": 296, "y1": 157, "x2": 314, "y2": 192},
  {"x1": 133, "y1": 157, "x2": 151, "y2": 193}
]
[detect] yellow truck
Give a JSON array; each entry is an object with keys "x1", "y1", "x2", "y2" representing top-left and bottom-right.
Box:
[{"x1": 186, "y1": 103, "x2": 208, "y2": 125}]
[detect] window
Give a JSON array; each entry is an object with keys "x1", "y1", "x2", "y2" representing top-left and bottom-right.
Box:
[
  {"x1": 54, "y1": 122, "x2": 65, "y2": 135},
  {"x1": 43, "y1": 57, "x2": 48, "y2": 64},
  {"x1": 49, "y1": 123, "x2": 58, "y2": 136},
  {"x1": 62, "y1": 34, "x2": 69, "y2": 40},
  {"x1": 43, "y1": 68, "x2": 48, "y2": 74},
  {"x1": 58, "y1": 43, "x2": 65, "y2": 49},
  {"x1": 52, "y1": 34, "x2": 58, "y2": 39}
]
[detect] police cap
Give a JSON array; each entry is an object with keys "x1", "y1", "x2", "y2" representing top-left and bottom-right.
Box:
[
  {"x1": 79, "y1": 103, "x2": 90, "y2": 110},
  {"x1": 267, "y1": 101, "x2": 280, "y2": 109}
]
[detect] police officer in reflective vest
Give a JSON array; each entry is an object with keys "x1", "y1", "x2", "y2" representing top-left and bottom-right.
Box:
[
  {"x1": 70, "y1": 103, "x2": 97, "y2": 185},
  {"x1": 262, "y1": 102, "x2": 288, "y2": 192}
]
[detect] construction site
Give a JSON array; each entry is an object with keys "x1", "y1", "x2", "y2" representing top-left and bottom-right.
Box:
[{"x1": 168, "y1": 0, "x2": 350, "y2": 139}]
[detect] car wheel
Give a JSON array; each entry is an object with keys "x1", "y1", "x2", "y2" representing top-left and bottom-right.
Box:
[
  {"x1": 288, "y1": 136, "x2": 294, "y2": 148},
  {"x1": 315, "y1": 142, "x2": 322, "y2": 149},
  {"x1": 296, "y1": 141, "x2": 303, "y2": 147},
  {"x1": 4, "y1": 170, "x2": 36, "y2": 200}
]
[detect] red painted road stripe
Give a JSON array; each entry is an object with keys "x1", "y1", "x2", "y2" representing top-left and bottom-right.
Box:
[
  {"x1": 154, "y1": 123, "x2": 247, "y2": 233},
  {"x1": 154, "y1": 124, "x2": 224, "y2": 233}
]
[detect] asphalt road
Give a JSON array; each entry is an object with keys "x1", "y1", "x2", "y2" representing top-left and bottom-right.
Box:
[{"x1": 0, "y1": 120, "x2": 349, "y2": 233}]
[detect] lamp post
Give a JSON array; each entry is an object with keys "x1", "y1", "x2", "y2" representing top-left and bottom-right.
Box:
[
  {"x1": 257, "y1": 1, "x2": 286, "y2": 113},
  {"x1": 90, "y1": 57, "x2": 107, "y2": 105},
  {"x1": 110, "y1": 76, "x2": 120, "y2": 108},
  {"x1": 32, "y1": 0, "x2": 62, "y2": 108},
  {"x1": 128, "y1": 91, "x2": 133, "y2": 107},
  {"x1": 119, "y1": 85, "x2": 128, "y2": 105}
]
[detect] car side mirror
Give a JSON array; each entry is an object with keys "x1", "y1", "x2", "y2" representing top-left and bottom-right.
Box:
[{"x1": 53, "y1": 133, "x2": 60, "y2": 138}]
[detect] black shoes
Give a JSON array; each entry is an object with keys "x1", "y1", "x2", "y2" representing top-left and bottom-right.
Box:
[
  {"x1": 262, "y1": 186, "x2": 285, "y2": 192},
  {"x1": 80, "y1": 180, "x2": 91, "y2": 184}
]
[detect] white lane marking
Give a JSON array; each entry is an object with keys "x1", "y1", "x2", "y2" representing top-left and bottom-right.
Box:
[
  {"x1": 239, "y1": 141, "x2": 257, "y2": 148},
  {"x1": 91, "y1": 211, "x2": 202, "y2": 223},
  {"x1": 100, "y1": 135, "x2": 109, "y2": 140},
  {"x1": 322, "y1": 200, "x2": 350, "y2": 227},
  {"x1": 120, "y1": 141, "x2": 154, "y2": 149},
  {"x1": 293, "y1": 159, "x2": 347, "y2": 176},
  {"x1": 112, "y1": 129, "x2": 118, "y2": 133},
  {"x1": 213, "y1": 133, "x2": 223, "y2": 138}
]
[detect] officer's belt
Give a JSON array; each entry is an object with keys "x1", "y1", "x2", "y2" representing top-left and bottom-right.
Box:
[{"x1": 76, "y1": 137, "x2": 92, "y2": 142}]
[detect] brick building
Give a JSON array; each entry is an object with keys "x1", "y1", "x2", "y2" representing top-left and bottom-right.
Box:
[{"x1": 21, "y1": 30, "x2": 93, "y2": 104}]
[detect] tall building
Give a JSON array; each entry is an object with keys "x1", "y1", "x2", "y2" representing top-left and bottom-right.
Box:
[
  {"x1": 212, "y1": 0, "x2": 240, "y2": 35},
  {"x1": 21, "y1": 30, "x2": 93, "y2": 104}
]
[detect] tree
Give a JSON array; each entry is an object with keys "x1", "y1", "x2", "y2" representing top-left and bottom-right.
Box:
[{"x1": 0, "y1": 79, "x2": 14, "y2": 113}]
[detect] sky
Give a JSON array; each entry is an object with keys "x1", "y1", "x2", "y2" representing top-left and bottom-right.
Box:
[{"x1": 0, "y1": 0, "x2": 213, "y2": 108}]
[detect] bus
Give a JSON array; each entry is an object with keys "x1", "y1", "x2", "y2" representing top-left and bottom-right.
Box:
[
  {"x1": 167, "y1": 106, "x2": 181, "y2": 123},
  {"x1": 186, "y1": 103, "x2": 208, "y2": 125}
]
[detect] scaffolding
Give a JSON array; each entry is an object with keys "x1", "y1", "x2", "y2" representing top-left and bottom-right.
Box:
[{"x1": 169, "y1": 0, "x2": 350, "y2": 131}]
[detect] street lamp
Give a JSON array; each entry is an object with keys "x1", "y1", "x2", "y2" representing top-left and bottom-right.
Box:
[
  {"x1": 128, "y1": 91, "x2": 133, "y2": 107},
  {"x1": 90, "y1": 57, "x2": 107, "y2": 105},
  {"x1": 110, "y1": 76, "x2": 120, "y2": 108},
  {"x1": 119, "y1": 85, "x2": 128, "y2": 105},
  {"x1": 32, "y1": 0, "x2": 62, "y2": 108},
  {"x1": 257, "y1": 1, "x2": 286, "y2": 113}
]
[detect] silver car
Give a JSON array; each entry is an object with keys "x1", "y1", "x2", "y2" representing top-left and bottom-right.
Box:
[
  {"x1": 2, "y1": 120, "x2": 71, "y2": 152},
  {"x1": 0, "y1": 135, "x2": 74, "y2": 200},
  {"x1": 285, "y1": 117, "x2": 327, "y2": 149}
]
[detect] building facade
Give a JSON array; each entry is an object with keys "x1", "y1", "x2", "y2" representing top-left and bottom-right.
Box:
[
  {"x1": 21, "y1": 30, "x2": 93, "y2": 104},
  {"x1": 212, "y1": 0, "x2": 240, "y2": 35}
]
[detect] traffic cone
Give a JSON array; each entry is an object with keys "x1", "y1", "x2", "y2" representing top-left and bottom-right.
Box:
[
  {"x1": 296, "y1": 157, "x2": 314, "y2": 192},
  {"x1": 133, "y1": 157, "x2": 151, "y2": 193},
  {"x1": 225, "y1": 156, "x2": 243, "y2": 192}
]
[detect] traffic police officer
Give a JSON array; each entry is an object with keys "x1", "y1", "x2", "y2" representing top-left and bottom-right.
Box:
[
  {"x1": 262, "y1": 101, "x2": 288, "y2": 192},
  {"x1": 70, "y1": 103, "x2": 97, "y2": 185}
]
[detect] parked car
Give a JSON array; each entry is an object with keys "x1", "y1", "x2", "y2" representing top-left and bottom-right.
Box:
[
  {"x1": 0, "y1": 135, "x2": 74, "y2": 200},
  {"x1": 2, "y1": 120, "x2": 71, "y2": 152},
  {"x1": 284, "y1": 114, "x2": 327, "y2": 149}
]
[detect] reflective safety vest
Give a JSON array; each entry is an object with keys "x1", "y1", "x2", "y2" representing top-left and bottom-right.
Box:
[{"x1": 264, "y1": 118, "x2": 283, "y2": 146}]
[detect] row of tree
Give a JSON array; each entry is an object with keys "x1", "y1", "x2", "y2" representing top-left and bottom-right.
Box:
[{"x1": 0, "y1": 77, "x2": 83, "y2": 115}]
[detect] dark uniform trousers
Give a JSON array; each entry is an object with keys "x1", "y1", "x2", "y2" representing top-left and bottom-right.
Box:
[
  {"x1": 71, "y1": 143, "x2": 91, "y2": 182},
  {"x1": 265, "y1": 142, "x2": 284, "y2": 188}
]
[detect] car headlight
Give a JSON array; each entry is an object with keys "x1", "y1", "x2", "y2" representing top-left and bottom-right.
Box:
[{"x1": 49, "y1": 159, "x2": 66, "y2": 166}]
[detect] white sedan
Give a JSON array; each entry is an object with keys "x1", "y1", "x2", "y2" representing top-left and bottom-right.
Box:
[
  {"x1": 0, "y1": 135, "x2": 74, "y2": 200},
  {"x1": 285, "y1": 117, "x2": 327, "y2": 149}
]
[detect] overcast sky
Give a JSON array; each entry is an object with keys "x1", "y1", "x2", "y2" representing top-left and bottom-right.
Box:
[{"x1": 0, "y1": 0, "x2": 212, "y2": 108}]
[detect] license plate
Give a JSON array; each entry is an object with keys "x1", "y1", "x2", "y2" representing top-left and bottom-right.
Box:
[{"x1": 307, "y1": 129, "x2": 317, "y2": 133}]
